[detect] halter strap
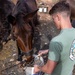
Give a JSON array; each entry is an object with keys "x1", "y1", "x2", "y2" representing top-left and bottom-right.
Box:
[{"x1": 20, "y1": 49, "x2": 33, "y2": 56}]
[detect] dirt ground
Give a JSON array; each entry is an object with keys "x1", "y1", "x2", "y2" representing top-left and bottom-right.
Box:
[{"x1": 0, "y1": 0, "x2": 75, "y2": 75}]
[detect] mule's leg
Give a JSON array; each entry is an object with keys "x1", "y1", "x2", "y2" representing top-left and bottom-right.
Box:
[{"x1": 17, "y1": 45, "x2": 23, "y2": 61}]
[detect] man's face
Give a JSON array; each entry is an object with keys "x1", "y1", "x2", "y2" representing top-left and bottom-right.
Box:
[{"x1": 52, "y1": 14, "x2": 61, "y2": 29}]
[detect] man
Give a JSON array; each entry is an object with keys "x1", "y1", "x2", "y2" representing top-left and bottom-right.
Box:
[{"x1": 34, "y1": 1, "x2": 75, "y2": 75}]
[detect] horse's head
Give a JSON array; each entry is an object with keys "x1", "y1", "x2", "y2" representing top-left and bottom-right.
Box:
[{"x1": 7, "y1": 9, "x2": 38, "y2": 62}]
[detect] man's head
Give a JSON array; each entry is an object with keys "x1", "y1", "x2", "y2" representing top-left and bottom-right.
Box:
[{"x1": 49, "y1": 1, "x2": 71, "y2": 29}]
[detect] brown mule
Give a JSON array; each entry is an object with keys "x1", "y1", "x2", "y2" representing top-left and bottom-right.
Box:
[
  {"x1": 8, "y1": 10, "x2": 38, "y2": 63},
  {"x1": 7, "y1": 0, "x2": 39, "y2": 64}
]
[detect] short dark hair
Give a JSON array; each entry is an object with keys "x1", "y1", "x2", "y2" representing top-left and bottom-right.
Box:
[{"x1": 49, "y1": 1, "x2": 71, "y2": 16}]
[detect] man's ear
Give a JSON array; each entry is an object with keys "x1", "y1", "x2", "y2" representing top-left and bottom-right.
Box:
[
  {"x1": 56, "y1": 14, "x2": 61, "y2": 21},
  {"x1": 7, "y1": 15, "x2": 16, "y2": 25},
  {"x1": 23, "y1": 9, "x2": 38, "y2": 22}
]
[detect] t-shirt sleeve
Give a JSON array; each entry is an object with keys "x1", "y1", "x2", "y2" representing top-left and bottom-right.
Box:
[{"x1": 48, "y1": 41, "x2": 62, "y2": 62}]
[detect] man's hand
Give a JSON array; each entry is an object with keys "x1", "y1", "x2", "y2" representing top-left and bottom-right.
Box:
[
  {"x1": 38, "y1": 49, "x2": 49, "y2": 56},
  {"x1": 33, "y1": 49, "x2": 49, "y2": 74},
  {"x1": 34, "y1": 65, "x2": 41, "y2": 73}
]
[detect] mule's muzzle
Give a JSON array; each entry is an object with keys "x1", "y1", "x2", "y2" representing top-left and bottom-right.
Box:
[
  {"x1": 21, "y1": 49, "x2": 34, "y2": 62},
  {"x1": 23, "y1": 49, "x2": 33, "y2": 56}
]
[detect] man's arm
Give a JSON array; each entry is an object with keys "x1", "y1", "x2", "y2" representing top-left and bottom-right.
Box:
[
  {"x1": 34, "y1": 59, "x2": 57, "y2": 74},
  {"x1": 38, "y1": 49, "x2": 49, "y2": 56},
  {"x1": 34, "y1": 42, "x2": 61, "y2": 74}
]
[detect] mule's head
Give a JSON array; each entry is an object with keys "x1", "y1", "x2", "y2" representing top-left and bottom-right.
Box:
[{"x1": 7, "y1": 9, "x2": 38, "y2": 61}]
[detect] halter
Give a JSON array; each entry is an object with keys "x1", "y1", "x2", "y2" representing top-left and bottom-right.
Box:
[{"x1": 21, "y1": 49, "x2": 33, "y2": 56}]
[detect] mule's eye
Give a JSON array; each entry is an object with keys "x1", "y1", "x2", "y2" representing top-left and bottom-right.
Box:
[{"x1": 7, "y1": 15, "x2": 16, "y2": 25}]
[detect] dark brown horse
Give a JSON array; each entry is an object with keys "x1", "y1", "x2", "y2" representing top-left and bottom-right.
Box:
[
  {"x1": 0, "y1": 0, "x2": 15, "y2": 50},
  {"x1": 7, "y1": 0, "x2": 38, "y2": 62}
]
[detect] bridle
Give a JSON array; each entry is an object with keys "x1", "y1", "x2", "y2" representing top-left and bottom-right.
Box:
[{"x1": 19, "y1": 47, "x2": 33, "y2": 57}]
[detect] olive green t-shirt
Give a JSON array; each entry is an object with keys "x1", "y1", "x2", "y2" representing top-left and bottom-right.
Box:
[{"x1": 45, "y1": 28, "x2": 75, "y2": 75}]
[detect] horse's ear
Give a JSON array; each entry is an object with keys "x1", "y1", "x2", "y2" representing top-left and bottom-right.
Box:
[
  {"x1": 7, "y1": 15, "x2": 16, "y2": 25},
  {"x1": 23, "y1": 9, "x2": 38, "y2": 21}
]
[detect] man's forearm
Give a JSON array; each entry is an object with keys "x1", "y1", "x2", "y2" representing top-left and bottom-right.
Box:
[
  {"x1": 40, "y1": 60, "x2": 57, "y2": 74},
  {"x1": 41, "y1": 62, "x2": 52, "y2": 74}
]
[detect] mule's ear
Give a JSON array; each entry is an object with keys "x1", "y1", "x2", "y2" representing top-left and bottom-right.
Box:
[
  {"x1": 23, "y1": 9, "x2": 38, "y2": 21},
  {"x1": 7, "y1": 15, "x2": 16, "y2": 25}
]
